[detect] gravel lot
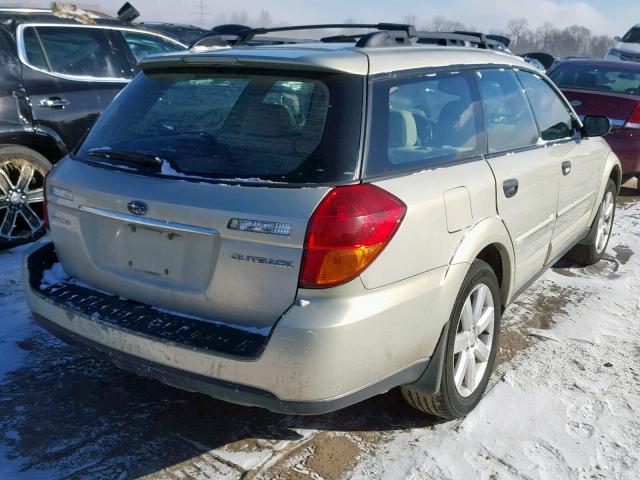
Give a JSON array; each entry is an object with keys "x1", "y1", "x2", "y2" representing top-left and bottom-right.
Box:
[{"x1": 1, "y1": 183, "x2": 639, "y2": 480}]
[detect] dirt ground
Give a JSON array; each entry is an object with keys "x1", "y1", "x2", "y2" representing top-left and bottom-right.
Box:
[{"x1": 0, "y1": 182, "x2": 638, "y2": 480}]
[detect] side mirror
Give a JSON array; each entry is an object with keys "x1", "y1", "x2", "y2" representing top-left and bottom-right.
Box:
[
  {"x1": 614, "y1": 36, "x2": 621, "y2": 42},
  {"x1": 583, "y1": 115, "x2": 612, "y2": 137}
]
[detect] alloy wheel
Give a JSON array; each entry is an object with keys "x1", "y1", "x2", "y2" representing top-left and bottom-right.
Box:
[
  {"x1": 595, "y1": 191, "x2": 614, "y2": 254},
  {"x1": 452, "y1": 283, "x2": 495, "y2": 398},
  {"x1": 0, "y1": 160, "x2": 46, "y2": 242}
]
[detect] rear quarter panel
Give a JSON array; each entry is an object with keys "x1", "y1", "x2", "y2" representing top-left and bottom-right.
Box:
[{"x1": 363, "y1": 159, "x2": 511, "y2": 294}]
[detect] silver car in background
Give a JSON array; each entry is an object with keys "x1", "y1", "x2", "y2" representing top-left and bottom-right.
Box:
[{"x1": 23, "y1": 26, "x2": 621, "y2": 418}]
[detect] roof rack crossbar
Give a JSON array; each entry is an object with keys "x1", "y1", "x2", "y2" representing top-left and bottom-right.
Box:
[{"x1": 238, "y1": 23, "x2": 416, "y2": 42}]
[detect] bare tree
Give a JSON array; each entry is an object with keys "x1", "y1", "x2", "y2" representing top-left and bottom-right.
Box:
[
  {"x1": 402, "y1": 13, "x2": 418, "y2": 27},
  {"x1": 256, "y1": 10, "x2": 273, "y2": 28},
  {"x1": 506, "y1": 18, "x2": 529, "y2": 51}
]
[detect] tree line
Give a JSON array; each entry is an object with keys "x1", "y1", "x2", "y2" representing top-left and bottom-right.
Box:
[
  {"x1": 404, "y1": 15, "x2": 615, "y2": 59},
  {"x1": 209, "y1": 10, "x2": 615, "y2": 59}
]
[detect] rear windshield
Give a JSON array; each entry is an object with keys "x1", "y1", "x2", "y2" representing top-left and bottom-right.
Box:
[
  {"x1": 549, "y1": 63, "x2": 640, "y2": 95},
  {"x1": 76, "y1": 68, "x2": 363, "y2": 184}
]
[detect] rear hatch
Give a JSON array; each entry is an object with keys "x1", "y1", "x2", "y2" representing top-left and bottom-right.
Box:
[{"x1": 47, "y1": 65, "x2": 364, "y2": 330}]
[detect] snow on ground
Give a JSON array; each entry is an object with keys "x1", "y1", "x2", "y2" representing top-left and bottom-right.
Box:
[
  {"x1": 351, "y1": 197, "x2": 640, "y2": 480},
  {"x1": 0, "y1": 192, "x2": 638, "y2": 479}
]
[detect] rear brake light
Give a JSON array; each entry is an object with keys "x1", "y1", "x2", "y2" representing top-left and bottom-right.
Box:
[
  {"x1": 299, "y1": 184, "x2": 406, "y2": 288},
  {"x1": 43, "y1": 172, "x2": 49, "y2": 230},
  {"x1": 625, "y1": 102, "x2": 640, "y2": 129}
]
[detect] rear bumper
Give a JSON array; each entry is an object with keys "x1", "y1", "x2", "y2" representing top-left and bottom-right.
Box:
[{"x1": 24, "y1": 241, "x2": 465, "y2": 414}]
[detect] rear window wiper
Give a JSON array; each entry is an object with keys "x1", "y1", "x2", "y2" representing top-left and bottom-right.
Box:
[{"x1": 87, "y1": 149, "x2": 163, "y2": 170}]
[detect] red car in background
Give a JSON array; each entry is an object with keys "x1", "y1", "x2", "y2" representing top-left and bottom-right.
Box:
[{"x1": 549, "y1": 60, "x2": 640, "y2": 189}]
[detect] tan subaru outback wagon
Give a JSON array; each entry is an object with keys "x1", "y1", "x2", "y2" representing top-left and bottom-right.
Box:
[{"x1": 22, "y1": 25, "x2": 621, "y2": 418}]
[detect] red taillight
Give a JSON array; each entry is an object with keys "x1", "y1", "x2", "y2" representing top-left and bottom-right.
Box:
[
  {"x1": 43, "y1": 172, "x2": 49, "y2": 230},
  {"x1": 625, "y1": 101, "x2": 640, "y2": 129},
  {"x1": 299, "y1": 184, "x2": 407, "y2": 288}
]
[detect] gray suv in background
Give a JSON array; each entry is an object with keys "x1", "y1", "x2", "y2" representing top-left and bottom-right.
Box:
[{"x1": 23, "y1": 25, "x2": 621, "y2": 418}]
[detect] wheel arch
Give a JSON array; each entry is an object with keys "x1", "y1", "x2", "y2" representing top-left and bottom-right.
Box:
[
  {"x1": 447, "y1": 217, "x2": 515, "y2": 307},
  {"x1": 0, "y1": 129, "x2": 68, "y2": 165}
]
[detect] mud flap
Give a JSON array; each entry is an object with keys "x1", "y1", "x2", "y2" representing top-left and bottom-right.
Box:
[{"x1": 403, "y1": 322, "x2": 449, "y2": 395}]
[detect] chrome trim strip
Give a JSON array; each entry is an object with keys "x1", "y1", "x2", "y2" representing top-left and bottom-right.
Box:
[
  {"x1": 16, "y1": 23, "x2": 186, "y2": 84},
  {"x1": 79, "y1": 206, "x2": 219, "y2": 237}
]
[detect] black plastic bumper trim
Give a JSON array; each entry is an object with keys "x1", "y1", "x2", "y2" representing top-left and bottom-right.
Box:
[
  {"x1": 33, "y1": 313, "x2": 428, "y2": 415},
  {"x1": 27, "y1": 242, "x2": 270, "y2": 359}
]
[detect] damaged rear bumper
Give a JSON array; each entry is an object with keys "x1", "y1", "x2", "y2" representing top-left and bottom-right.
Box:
[{"x1": 23, "y1": 241, "x2": 459, "y2": 414}]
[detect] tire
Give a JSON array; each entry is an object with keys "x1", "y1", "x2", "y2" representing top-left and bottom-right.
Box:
[
  {"x1": 0, "y1": 145, "x2": 52, "y2": 250},
  {"x1": 401, "y1": 259, "x2": 501, "y2": 419},
  {"x1": 564, "y1": 179, "x2": 617, "y2": 266}
]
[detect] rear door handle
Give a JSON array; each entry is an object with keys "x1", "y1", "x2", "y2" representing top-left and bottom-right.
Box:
[
  {"x1": 39, "y1": 97, "x2": 70, "y2": 109},
  {"x1": 503, "y1": 178, "x2": 519, "y2": 198},
  {"x1": 562, "y1": 160, "x2": 572, "y2": 176}
]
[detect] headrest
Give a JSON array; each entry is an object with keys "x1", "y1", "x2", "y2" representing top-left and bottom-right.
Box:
[{"x1": 388, "y1": 110, "x2": 418, "y2": 148}]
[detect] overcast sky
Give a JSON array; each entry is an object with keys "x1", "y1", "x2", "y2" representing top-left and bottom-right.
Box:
[{"x1": 8, "y1": 0, "x2": 640, "y2": 36}]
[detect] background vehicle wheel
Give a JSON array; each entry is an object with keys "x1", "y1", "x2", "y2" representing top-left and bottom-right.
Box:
[
  {"x1": 401, "y1": 260, "x2": 501, "y2": 419},
  {"x1": 0, "y1": 145, "x2": 52, "y2": 250},
  {"x1": 564, "y1": 179, "x2": 617, "y2": 266}
]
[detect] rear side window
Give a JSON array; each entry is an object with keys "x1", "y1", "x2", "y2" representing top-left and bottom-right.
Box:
[
  {"x1": 76, "y1": 69, "x2": 363, "y2": 184},
  {"x1": 476, "y1": 69, "x2": 539, "y2": 153},
  {"x1": 121, "y1": 31, "x2": 184, "y2": 61},
  {"x1": 366, "y1": 71, "x2": 485, "y2": 176},
  {"x1": 517, "y1": 71, "x2": 574, "y2": 141},
  {"x1": 548, "y1": 62, "x2": 640, "y2": 95},
  {"x1": 21, "y1": 26, "x2": 133, "y2": 79}
]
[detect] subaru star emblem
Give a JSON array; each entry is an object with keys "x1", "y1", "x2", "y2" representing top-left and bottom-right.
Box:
[
  {"x1": 127, "y1": 200, "x2": 148, "y2": 216},
  {"x1": 570, "y1": 100, "x2": 582, "y2": 107}
]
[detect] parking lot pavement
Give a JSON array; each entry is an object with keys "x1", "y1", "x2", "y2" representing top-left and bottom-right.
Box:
[{"x1": 0, "y1": 186, "x2": 639, "y2": 479}]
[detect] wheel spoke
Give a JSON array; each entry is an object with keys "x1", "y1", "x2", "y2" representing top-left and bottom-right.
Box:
[
  {"x1": 454, "y1": 332, "x2": 468, "y2": 354},
  {"x1": 605, "y1": 202, "x2": 614, "y2": 220},
  {"x1": 461, "y1": 298, "x2": 474, "y2": 331},
  {"x1": 16, "y1": 164, "x2": 35, "y2": 191},
  {"x1": 0, "y1": 170, "x2": 12, "y2": 195},
  {"x1": 476, "y1": 307, "x2": 494, "y2": 333},
  {"x1": 474, "y1": 340, "x2": 491, "y2": 362},
  {"x1": 26, "y1": 188, "x2": 44, "y2": 204},
  {"x1": 19, "y1": 206, "x2": 43, "y2": 233},
  {"x1": 595, "y1": 228, "x2": 603, "y2": 252},
  {"x1": 464, "y1": 351, "x2": 476, "y2": 390},
  {"x1": 0, "y1": 209, "x2": 18, "y2": 238},
  {"x1": 472, "y1": 286, "x2": 486, "y2": 321},
  {"x1": 454, "y1": 351, "x2": 469, "y2": 388}
]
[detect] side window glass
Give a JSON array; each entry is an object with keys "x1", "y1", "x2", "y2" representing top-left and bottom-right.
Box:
[
  {"x1": 121, "y1": 31, "x2": 184, "y2": 61},
  {"x1": 22, "y1": 27, "x2": 49, "y2": 71},
  {"x1": 476, "y1": 69, "x2": 539, "y2": 153},
  {"x1": 366, "y1": 71, "x2": 485, "y2": 176},
  {"x1": 517, "y1": 70, "x2": 574, "y2": 141},
  {"x1": 21, "y1": 26, "x2": 133, "y2": 79}
]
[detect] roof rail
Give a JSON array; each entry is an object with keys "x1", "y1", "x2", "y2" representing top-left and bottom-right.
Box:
[{"x1": 415, "y1": 31, "x2": 511, "y2": 51}]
